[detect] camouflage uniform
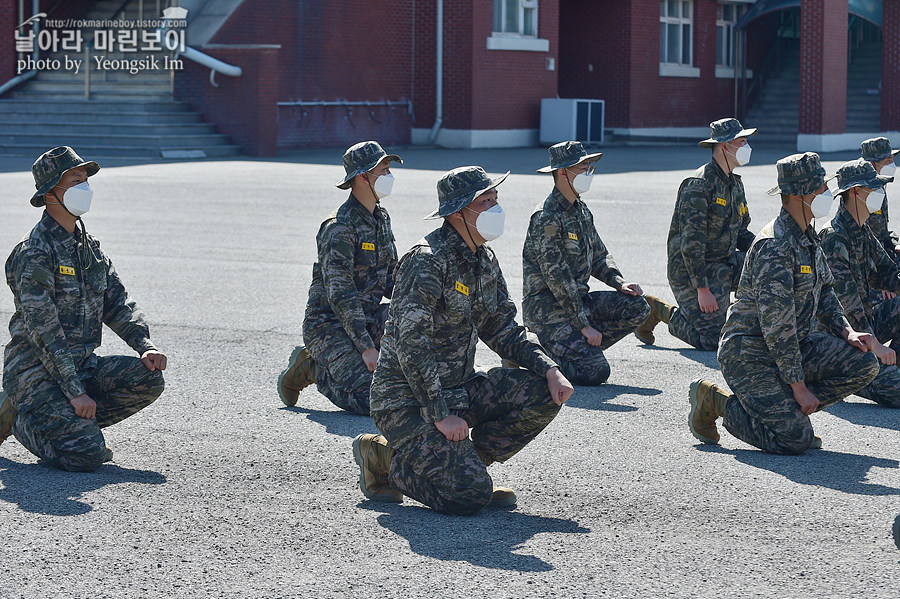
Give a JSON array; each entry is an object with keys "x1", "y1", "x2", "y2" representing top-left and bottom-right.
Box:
[
  {"x1": 302, "y1": 195, "x2": 397, "y2": 415},
  {"x1": 819, "y1": 160, "x2": 900, "y2": 407},
  {"x1": 717, "y1": 154, "x2": 880, "y2": 455},
  {"x1": 296, "y1": 141, "x2": 401, "y2": 415},
  {"x1": 4, "y1": 210, "x2": 164, "y2": 472},
  {"x1": 861, "y1": 137, "x2": 900, "y2": 260},
  {"x1": 666, "y1": 119, "x2": 756, "y2": 350},
  {"x1": 523, "y1": 184, "x2": 649, "y2": 385},
  {"x1": 369, "y1": 167, "x2": 562, "y2": 516}
]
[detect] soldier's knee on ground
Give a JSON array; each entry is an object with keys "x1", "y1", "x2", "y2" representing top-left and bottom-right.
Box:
[
  {"x1": 56, "y1": 438, "x2": 109, "y2": 472},
  {"x1": 859, "y1": 352, "x2": 881, "y2": 387},
  {"x1": 439, "y1": 478, "x2": 494, "y2": 516},
  {"x1": 562, "y1": 360, "x2": 610, "y2": 386},
  {"x1": 769, "y1": 423, "x2": 816, "y2": 456},
  {"x1": 147, "y1": 370, "x2": 165, "y2": 399}
]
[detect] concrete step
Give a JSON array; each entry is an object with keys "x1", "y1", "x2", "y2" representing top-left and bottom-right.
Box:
[
  {"x1": 10, "y1": 91, "x2": 173, "y2": 101},
  {"x1": 0, "y1": 110, "x2": 202, "y2": 124},
  {"x1": 38, "y1": 69, "x2": 173, "y2": 83},
  {"x1": 1, "y1": 122, "x2": 217, "y2": 136},
  {"x1": 0, "y1": 143, "x2": 243, "y2": 159},
  {"x1": 0, "y1": 99, "x2": 192, "y2": 113},
  {"x1": 0, "y1": 132, "x2": 234, "y2": 148},
  {"x1": 19, "y1": 81, "x2": 173, "y2": 95}
]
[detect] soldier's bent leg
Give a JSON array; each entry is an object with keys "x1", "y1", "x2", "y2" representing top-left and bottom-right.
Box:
[
  {"x1": 720, "y1": 358, "x2": 815, "y2": 455},
  {"x1": 872, "y1": 298, "x2": 900, "y2": 347},
  {"x1": 667, "y1": 263, "x2": 732, "y2": 351},
  {"x1": 463, "y1": 367, "x2": 561, "y2": 463},
  {"x1": 855, "y1": 363, "x2": 900, "y2": 408},
  {"x1": 83, "y1": 355, "x2": 164, "y2": 428},
  {"x1": 316, "y1": 362, "x2": 372, "y2": 415},
  {"x1": 585, "y1": 290, "x2": 651, "y2": 349},
  {"x1": 12, "y1": 382, "x2": 109, "y2": 472},
  {"x1": 535, "y1": 324, "x2": 610, "y2": 385},
  {"x1": 799, "y1": 332, "x2": 880, "y2": 408}
]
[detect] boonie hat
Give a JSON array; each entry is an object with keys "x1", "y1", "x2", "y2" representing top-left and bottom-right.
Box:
[
  {"x1": 536, "y1": 141, "x2": 602, "y2": 173},
  {"x1": 336, "y1": 141, "x2": 402, "y2": 189},
  {"x1": 860, "y1": 137, "x2": 900, "y2": 163},
  {"x1": 766, "y1": 152, "x2": 832, "y2": 196},
  {"x1": 31, "y1": 146, "x2": 99, "y2": 207},
  {"x1": 833, "y1": 158, "x2": 893, "y2": 196},
  {"x1": 699, "y1": 118, "x2": 757, "y2": 148},
  {"x1": 424, "y1": 166, "x2": 509, "y2": 219}
]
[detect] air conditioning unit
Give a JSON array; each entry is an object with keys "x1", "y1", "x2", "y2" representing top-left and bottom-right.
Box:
[{"x1": 540, "y1": 98, "x2": 605, "y2": 145}]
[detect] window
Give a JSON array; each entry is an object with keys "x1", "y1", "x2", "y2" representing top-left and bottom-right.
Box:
[
  {"x1": 493, "y1": 0, "x2": 538, "y2": 37},
  {"x1": 716, "y1": 3, "x2": 747, "y2": 68},
  {"x1": 659, "y1": 1, "x2": 693, "y2": 66}
]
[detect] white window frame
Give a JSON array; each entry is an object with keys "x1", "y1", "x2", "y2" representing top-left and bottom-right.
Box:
[
  {"x1": 659, "y1": 0, "x2": 700, "y2": 78},
  {"x1": 715, "y1": 2, "x2": 753, "y2": 79},
  {"x1": 488, "y1": 0, "x2": 549, "y2": 52}
]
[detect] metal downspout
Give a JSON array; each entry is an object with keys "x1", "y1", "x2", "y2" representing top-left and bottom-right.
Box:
[{"x1": 428, "y1": 0, "x2": 443, "y2": 143}]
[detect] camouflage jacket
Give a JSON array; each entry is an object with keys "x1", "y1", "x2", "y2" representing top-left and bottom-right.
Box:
[
  {"x1": 3, "y1": 212, "x2": 156, "y2": 401},
  {"x1": 865, "y1": 192, "x2": 896, "y2": 255},
  {"x1": 371, "y1": 222, "x2": 557, "y2": 423},
  {"x1": 819, "y1": 205, "x2": 900, "y2": 334},
  {"x1": 719, "y1": 208, "x2": 850, "y2": 384},
  {"x1": 303, "y1": 194, "x2": 398, "y2": 353},
  {"x1": 667, "y1": 159, "x2": 754, "y2": 289},
  {"x1": 522, "y1": 188, "x2": 625, "y2": 330}
]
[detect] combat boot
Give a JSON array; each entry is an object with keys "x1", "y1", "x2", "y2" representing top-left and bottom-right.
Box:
[
  {"x1": 277, "y1": 346, "x2": 317, "y2": 407},
  {"x1": 634, "y1": 295, "x2": 673, "y2": 345},
  {"x1": 0, "y1": 393, "x2": 15, "y2": 447},
  {"x1": 352, "y1": 433, "x2": 403, "y2": 503},
  {"x1": 688, "y1": 379, "x2": 729, "y2": 445},
  {"x1": 489, "y1": 486, "x2": 517, "y2": 507},
  {"x1": 810, "y1": 436, "x2": 822, "y2": 450}
]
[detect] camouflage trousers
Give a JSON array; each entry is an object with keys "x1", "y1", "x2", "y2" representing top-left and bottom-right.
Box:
[
  {"x1": 306, "y1": 303, "x2": 389, "y2": 415},
  {"x1": 720, "y1": 332, "x2": 879, "y2": 454},
  {"x1": 668, "y1": 257, "x2": 743, "y2": 351},
  {"x1": 373, "y1": 368, "x2": 561, "y2": 516},
  {"x1": 10, "y1": 355, "x2": 165, "y2": 471},
  {"x1": 531, "y1": 291, "x2": 650, "y2": 385},
  {"x1": 856, "y1": 297, "x2": 900, "y2": 408}
]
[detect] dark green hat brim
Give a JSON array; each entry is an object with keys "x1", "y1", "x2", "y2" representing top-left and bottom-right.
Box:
[
  {"x1": 536, "y1": 152, "x2": 602, "y2": 174},
  {"x1": 335, "y1": 154, "x2": 402, "y2": 189},
  {"x1": 423, "y1": 171, "x2": 510, "y2": 219},
  {"x1": 699, "y1": 127, "x2": 757, "y2": 148},
  {"x1": 31, "y1": 160, "x2": 100, "y2": 207},
  {"x1": 834, "y1": 173, "x2": 894, "y2": 196}
]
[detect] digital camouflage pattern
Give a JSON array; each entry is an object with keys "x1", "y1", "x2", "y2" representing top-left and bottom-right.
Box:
[
  {"x1": 666, "y1": 159, "x2": 754, "y2": 349},
  {"x1": 765, "y1": 152, "x2": 827, "y2": 197},
  {"x1": 715, "y1": 208, "x2": 880, "y2": 453},
  {"x1": 425, "y1": 166, "x2": 509, "y2": 220},
  {"x1": 720, "y1": 332, "x2": 879, "y2": 454},
  {"x1": 860, "y1": 136, "x2": 899, "y2": 164},
  {"x1": 698, "y1": 117, "x2": 757, "y2": 147},
  {"x1": 522, "y1": 189, "x2": 648, "y2": 383},
  {"x1": 373, "y1": 368, "x2": 559, "y2": 515},
  {"x1": 12, "y1": 355, "x2": 163, "y2": 471},
  {"x1": 370, "y1": 221, "x2": 557, "y2": 428},
  {"x1": 4, "y1": 212, "x2": 162, "y2": 470},
  {"x1": 335, "y1": 141, "x2": 401, "y2": 190},
  {"x1": 535, "y1": 141, "x2": 601, "y2": 173},
  {"x1": 859, "y1": 142, "x2": 898, "y2": 258},
  {"x1": 820, "y1": 204, "x2": 900, "y2": 408},
  {"x1": 302, "y1": 194, "x2": 397, "y2": 414},
  {"x1": 29, "y1": 146, "x2": 99, "y2": 207}
]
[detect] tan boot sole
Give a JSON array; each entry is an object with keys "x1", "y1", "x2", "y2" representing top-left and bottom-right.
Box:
[
  {"x1": 352, "y1": 434, "x2": 403, "y2": 503},
  {"x1": 688, "y1": 379, "x2": 720, "y2": 445}
]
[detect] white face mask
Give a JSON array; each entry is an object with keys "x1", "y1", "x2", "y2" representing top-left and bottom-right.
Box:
[
  {"x1": 864, "y1": 188, "x2": 886, "y2": 214},
  {"x1": 58, "y1": 181, "x2": 93, "y2": 217},
  {"x1": 371, "y1": 172, "x2": 394, "y2": 200},
  {"x1": 568, "y1": 169, "x2": 593, "y2": 194},
  {"x1": 468, "y1": 204, "x2": 505, "y2": 241},
  {"x1": 734, "y1": 144, "x2": 752, "y2": 166},
  {"x1": 880, "y1": 162, "x2": 897, "y2": 178},
  {"x1": 805, "y1": 189, "x2": 833, "y2": 219}
]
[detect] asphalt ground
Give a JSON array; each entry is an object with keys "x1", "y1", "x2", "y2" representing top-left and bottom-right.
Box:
[{"x1": 1, "y1": 145, "x2": 899, "y2": 598}]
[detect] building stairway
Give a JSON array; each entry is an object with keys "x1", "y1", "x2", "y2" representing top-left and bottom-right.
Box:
[{"x1": 0, "y1": 0, "x2": 241, "y2": 158}]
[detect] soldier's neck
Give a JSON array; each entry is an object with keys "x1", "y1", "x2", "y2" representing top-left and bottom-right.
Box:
[
  {"x1": 45, "y1": 206, "x2": 78, "y2": 234},
  {"x1": 350, "y1": 185, "x2": 378, "y2": 214},
  {"x1": 555, "y1": 180, "x2": 579, "y2": 204},
  {"x1": 845, "y1": 197, "x2": 869, "y2": 227},
  {"x1": 783, "y1": 199, "x2": 812, "y2": 232},
  {"x1": 712, "y1": 150, "x2": 735, "y2": 177}
]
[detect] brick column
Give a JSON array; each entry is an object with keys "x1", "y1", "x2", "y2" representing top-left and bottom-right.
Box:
[
  {"x1": 799, "y1": 0, "x2": 847, "y2": 134},
  {"x1": 883, "y1": 0, "x2": 900, "y2": 130}
]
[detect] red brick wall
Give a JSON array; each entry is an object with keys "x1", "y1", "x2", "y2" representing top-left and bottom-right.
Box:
[
  {"x1": 882, "y1": 0, "x2": 900, "y2": 130},
  {"x1": 799, "y1": 0, "x2": 847, "y2": 134},
  {"x1": 1, "y1": 0, "x2": 15, "y2": 81},
  {"x1": 175, "y1": 47, "x2": 279, "y2": 156}
]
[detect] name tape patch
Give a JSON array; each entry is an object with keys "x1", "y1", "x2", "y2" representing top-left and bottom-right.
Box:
[
  {"x1": 800, "y1": 265, "x2": 812, "y2": 274},
  {"x1": 455, "y1": 281, "x2": 469, "y2": 296},
  {"x1": 716, "y1": 197, "x2": 727, "y2": 206},
  {"x1": 59, "y1": 265, "x2": 75, "y2": 276},
  {"x1": 568, "y1": 232, "x2": 578, "y2": 241},
  {"x1": 361, "y1": 242, "x2": 375, "y2": 251}
]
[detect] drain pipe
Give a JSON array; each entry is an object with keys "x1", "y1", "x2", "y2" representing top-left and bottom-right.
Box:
[{"x1": 428, "y1": 0, "x2": 443, "y2": 143}]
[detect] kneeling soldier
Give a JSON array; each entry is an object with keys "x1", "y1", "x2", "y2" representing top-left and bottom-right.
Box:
[{"x1": 353, "y1": 166, "x2": 574, "y2": 515}]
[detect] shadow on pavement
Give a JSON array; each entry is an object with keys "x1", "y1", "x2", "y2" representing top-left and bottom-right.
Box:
[
  {"x1": 825, "y1": 401, "x2": 900, "y2": 432},
  {"x1": 696, "y1": 445, "x2": 900, "y2": 496},
  {"x1": 566, "y1": 383, "x2": 661, "y2": 412},
  {"x1": 0, "y1": 456, "x2": 166, "y2": 516},
  {"x1": 358, "y1": 501, "x2": 590, "y2": 571},
  {"x1": 636, "y1": 344, "x2": 721, "y2": 368},
  {"x1": 281, "y1": 405, "x2": 376, "y2": 438}
]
